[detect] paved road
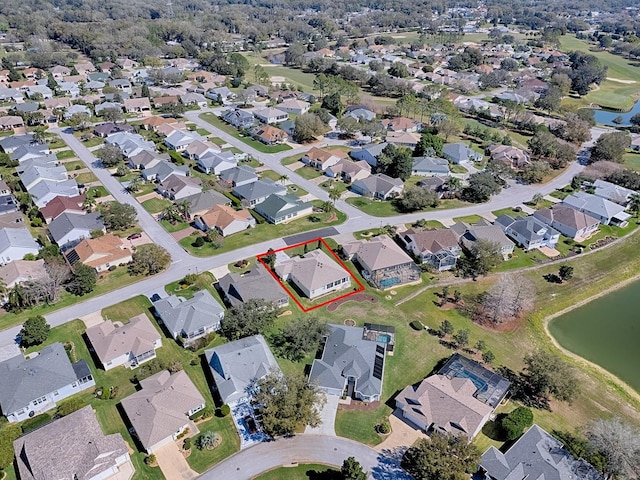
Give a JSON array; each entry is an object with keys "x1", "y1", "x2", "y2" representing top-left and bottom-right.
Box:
[
  {"x1": 198, "y1": 435, "x2": 411, "y2": 480},
  {"x1": 0, "y1": 118, "x2": 599, "y2": 347}
]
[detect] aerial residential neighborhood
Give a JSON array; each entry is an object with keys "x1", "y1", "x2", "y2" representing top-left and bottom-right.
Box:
[{"x1": 0, "y1": 1, "x2": 639, "y2": 479}]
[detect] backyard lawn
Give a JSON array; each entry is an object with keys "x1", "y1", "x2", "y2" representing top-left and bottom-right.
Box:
[
  {"x1": 623, "y1": 151, "x2": 640, "y2": 171},
  {"x1": 142, "y1": 197, "x2": 172, "y2": 214},
  {"x1": 200, "y1": 113, "x2": 292, "y2": 154},
  {"x1": 180, "y1": 204, "x2": 346, "y2": 257}
]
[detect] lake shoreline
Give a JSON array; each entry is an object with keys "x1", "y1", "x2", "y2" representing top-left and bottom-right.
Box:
[{"x1": 544, "y1": 274, "x2": 640, "y2": 404}]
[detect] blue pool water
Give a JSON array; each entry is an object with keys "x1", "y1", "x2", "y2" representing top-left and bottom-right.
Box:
[
  {"x1": 454, "y1": 368, "x2": 489, "y2": 393},
  {"x1": 376, "y1": 334, "x2": 391, "y2": 344},
  {"x1": 380, "y1": 278, "x2": 400, "y2": 288}
]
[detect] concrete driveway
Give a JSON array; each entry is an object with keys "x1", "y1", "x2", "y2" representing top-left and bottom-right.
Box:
[
  {"x1": 304, "y1": 394, "x2": 338, "y2": 436},
  {"x1": 374, "y1": 410, "x2": 427, "y2": 452},
  {"x1": 155, "y1": 442, "x2": 198, "y2": 480}
]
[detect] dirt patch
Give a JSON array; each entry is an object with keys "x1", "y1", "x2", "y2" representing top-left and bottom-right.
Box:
[
  {"x1": 606, "y1": 77, "x2": 637, "y2": 84},
  {"x1": 338, "y1": 400, "x2": 380, "y2": 411},
  {"x1": 326, "y1": 293, "x2": 379, "y2": 312},
  {"x1": 344, "y1": 318, "x2": 356, "y2": 326}
]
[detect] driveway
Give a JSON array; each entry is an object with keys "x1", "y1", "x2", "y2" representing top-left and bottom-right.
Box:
[
  {"x1": 304, "y1": 394, "x2": 338, "y2": 436},
  {"x1": 155, "y1": 442, "x2": 198, "y2": 480},
  {"x1": 199, "y1": 435, "x2": 412, "y2": 480},
  {"x1": 374, "y1": 410, "x2": 427, "y2": 452},
  {"x1": 231, "y1": 401, "x2": 270, "y2": 449}
]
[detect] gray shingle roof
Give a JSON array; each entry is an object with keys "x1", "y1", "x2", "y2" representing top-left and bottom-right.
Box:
[
  {"x1": 232, "y1": 179, "x2": 287, "y2": 202},
  {"x1": 48, "y1": 212, "x2": 103, "y2": 244},
  {"x1": 217, "y1": 263, "x2": 289, "y2": 307},
  {"x1": 219, "y1": 165, "x2": 258, "y2": 186},
  {"x1": 0, "y1": 227, "x2": 39, "y2": 254},
  {"x1": 13, "y1": 406, "x2": 129, "y2": 480},
  {"x1": 412, "y1": 156, "x2": 450, "y2": 175},
  {"x1": 154, "y1": 290, "x2": 224, "y2": 337},
  {"x1": 205, "y1": 334, "x2": 280, "y2": 404},
  {"x1": 254, "y1": 193, "x2": 312, "y2": 221},
  {"x1": 563, "y1": 191, "x2": 628, "y2": 222},
  {"x1": 309, "y1": 325, "x2": 385, "y2": 399},
  {"x1": 480, "y1": 425, "x2": 605, "y2": 480},
  {"x1": 0, "y1": 343, "x2": 86, "y2": 415}
]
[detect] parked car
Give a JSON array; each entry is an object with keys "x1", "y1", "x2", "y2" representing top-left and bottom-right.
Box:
[
  {"x1": 127, "y1": 233, "x2": 142, "y2": 240},
  {"x1": 244, "y1": 415, "x2": 258, "y2": 434}
]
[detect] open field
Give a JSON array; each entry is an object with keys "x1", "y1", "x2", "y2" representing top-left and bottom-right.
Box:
[{"x1": 559, "y1": 35, "x2": 640, "y2": 110}]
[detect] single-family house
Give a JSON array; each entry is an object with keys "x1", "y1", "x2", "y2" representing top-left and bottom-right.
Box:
[
  {"x1": 251, "y1": 125, "x2": 288, "y2": 145},
  {"x1": 28, "y1": 179, "x2": 80, "y2": 208},
  {"x1": 26, "y1": 84, "x2": 53, "y2": 100},
  {"x1": 15, "y1": 154, "x2": 59, "y2": 172},
  {"x1": 48, "y1": 211, "x2": 105, "y2": 250},
  {"x1": 443, "y1": 143, "x2": 483, "y2": 164},
  {"x1": 562, "y1": 191, "x2": 631, "y2": 226},
  {"x1": 0, "y1": 115, "x2": 24, "y2": 131},
  {"x1": 277, "y1": 99, "x2": 310, "y2": 115},
  {"x1": 157, "y1": 173, "x2": 202, "y2": 200},
  {"x1": 342, "y1": 235, "x2": 420, "y2": 289},
  {"x1": 219, "y1": 165, "x2": 258, "y2": 188},
  {"x1": 380, "y1": 116, "x2": 420, "y2": 132},
  {"x1": 454, "y1": 221, "x2": 515, "y2": 259},
  {"x1": 0, "y1": 191, "x2": 19, "y2": 216},
  {"x1": 179, "y1": 92, "x2": 208, "y2": 108},
  {"x1": 309, "y1": 324, "x2": 386, "y2": 402},
  {"x1": 302, "y1": 147, "x2": 348, "y2": 171},
  {"x1": 164, "y1": 129, "x2": 198, "y2": 152},
  {"x1": 94, "y1": 102, "x2": 124, "y2": 117},
  {"x1": 128, "y1": 150, "x2": 165, "y2": 171},
  {"x1": 533, "y1": 205, "x2": 600, "y2": 241},
  {"x1": 154, "y1": 290, "x2": 225, "y2": 344},
  {"x1": 93, "y1": 122, "x2": 132, "y2": 138},
  {"x1": 0, "y1": 259, "x2": 48, "y2": 294},
  {"x1": 479, "y1": 424, "x2": 605, "y2": 480},
  {"x1": 194, "y1": 204, "x2": 255, "y2": 236},
  {"x1": 232, "y1": 179, "x2": 287, "y2": 207},
  {"x1": 196, "y1": 151, "x2": 237, "y2": 175},
  {"x1": 104, "y1": 132, "x2": 155, "y2": 158},
  {"x1": 0, "y1": 134, "x2": 40, "y2": 154},
  {"x1": 0, "y1": 342, "x2": 95, "y2": 422},
  {"x1": 142, "y1": 160, "x2": 189, "y2": 182},
  {"x1": 412, "y1": 156, "x2": 450, "y2": 176},
  {"x1": 64, "y1": 234, "x2": 133, "y2": 272},
  {"x1": 349, "y1": 143, "x2": 389, "y2": 168},
  {"x1": 218, "y1": 264, "x2": 289, "y2": 308},
  {"x1": 343, "y1": 105, "x2": 376, "y2": 122},
  {"x1": 122, "y1": 97, "x2": 151, "y2": 113},
  {"x1": 182, "y1": 190, "x2": 230, "y2": 219},
  {"x1": 397, "y1": 354, "x2": 509, "y2": 439},
  {"x1": 386, "y1": 131, "x2": 422, "y2": 148},
  {"x1": 108, "y1": 79, "x2": 131, "y2": 91},
  {"x1": 252, "y1": 107, "x2": 289, "y2": 124},
  {"x1": 222, "y1": 109, "x2": 255, "y2": 129},
  {"x1": 185, "y1": 140, "x2": 220, "y2": 161},
  {"x1": 0, "y1": 88, "x2": 23, "y2": 103},
  {"x1": 13, "y1": 406, "x2": 131, "y2": 480},
  {"x1": 206, "y1": 87, "x2": 235, "y2": 102},
  {"x1": 19, "y1": 165, "x2": 68, "y2": 190},
  {"x1": 49, "y1": 65, "x2": 71, "y2": 78},
  {"x1": 11, "y1": 143, "x2": 51, "y2": 163},
  {"x1": 63, "y1": 104, "x2": 91, "y2": 120},
  {"x1": 120, "y1": 370, "x2": 205, "y2": 453},
  {"x1": 255, "y1": 193, "x2": 313, "y2": 224},
  {"x1": 351, "y1": 173, "x2": 404, "y2": 200},
  {"x1": 494, "y1": 215, "x2": 560, "y2": 250},
  {"x1": 403, "y1": 228, "x2": 462, "y2": 271},
  {"x1": 86, "y1": 314, "x2": 162, "y2": 370},
  {"x1": 488, "y1": 144, "x2": 530, "y2": 169},
  {"x1": 275, "y1": 249, "x2": 351, "y2": 299},
  {"x1": 326, "y1": 159, "x2": 371, "y2": 183},
  {"x1": 592, "y1": 179, "x2": 635, "y2": 206},
  {"x1": 0, "y1": 227, "x2": 40, "y2": 264},
  {"x1": 205, "y1": 335, "x2": 281, "y2": 405}
]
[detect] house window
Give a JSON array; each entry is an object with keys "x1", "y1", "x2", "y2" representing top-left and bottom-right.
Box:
[
  {"x1": 53, "y1": 390, "x2": 59, "y2": 396},
  {"x1": 33, "y1": 396, "x2": 47, "y2": 405}
]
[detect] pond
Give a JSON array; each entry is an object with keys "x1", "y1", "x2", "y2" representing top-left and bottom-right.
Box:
[
  {"x1": 592, "y1": 99, "x2": 640, "y2": 126},
  {"x1": 548, "y1": 280, "x2": 640, "y2": 392}
]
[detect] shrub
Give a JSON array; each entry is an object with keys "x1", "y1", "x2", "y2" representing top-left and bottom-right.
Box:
[
  {"x1": 176, "y1": 428, "x2": 190, "y2": 440},
  {"x1": 144, "y1": 454, "x2": 156, "y2": 465},
  {"x1": 183, "y1": 437, "x2": 191, "y2": 450},
  {"x1": 500, "y1": 406, "x2": 534, "y2": 440},
  {"x1": 220, "y1": 404, "x2": 231, "y2": 417},
  {"x1": 108, "y1": 265, "x2": 117, "y2": 271},
  {"x1": 21, "y1": 413, "x2": 52, "y2": 433},
  {"x1": 377, "y1": 418, "x2": 391, "y2": 434},
  {"x1": 193, "y1": 236, "x2": 205, "y2": 247},
  {"x1": 57, "y1": 397, "x2": 84, "y2": 416},
  {"x1": 410, "y1": 320, "x2": 425, "y2": 331}
]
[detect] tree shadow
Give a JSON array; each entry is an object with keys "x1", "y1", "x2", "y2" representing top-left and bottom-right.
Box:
[
  {"x1": 482, "y1": 416, "x2": 507, "y2": 442},
  {"x1": 371, "y1": 447, "x2": 414, "y2": 480},
  {"x1": 543, "y1": 273, "x2": 562, "y2": 284},
  {"x1": 306, "y1": 468, "x2": 342, "y2": 480}
]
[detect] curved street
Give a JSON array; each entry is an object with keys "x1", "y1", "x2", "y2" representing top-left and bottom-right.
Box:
[{"x1": 198, "y1": 434, "x2": 411, "y2": 480}]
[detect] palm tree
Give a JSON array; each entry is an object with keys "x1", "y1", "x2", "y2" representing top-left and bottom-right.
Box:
[
  {"x1": 328, "y1": 188, "x2": 342, "y2": 204},
  {"x1": 125, "y1": 176, "x2": 143, "y2": 193},
  {"x1": 161, "y1": 204, "x2": 182, "y2": 224},
  {"x1": 83, "y1": 196, "x2": 97, "y2": 212},
  {"x1": 444, "y1": 177, "x2": 462, "y2": 193},
  {"x1": 320, "y1": 200, "x2": 334, "y2": 213},
  {"x1": 278, "y1": 174, "x2": 289, "y2": 185},
  {"x1": 176, "y1": 200, "x2": 192, "y2": 221}
]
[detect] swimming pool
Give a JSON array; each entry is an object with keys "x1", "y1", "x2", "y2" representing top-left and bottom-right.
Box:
[{"x1": 376, "y1": 334, "x2": 392, "y2": 344}]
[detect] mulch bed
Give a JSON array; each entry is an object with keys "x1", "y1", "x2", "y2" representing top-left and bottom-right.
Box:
[
  {"x1": 326, "y1": 293, "x2": 378, "y2": 312},
  {"x1": 338, "y1": 400, "x2": 381, "y2": 411}
]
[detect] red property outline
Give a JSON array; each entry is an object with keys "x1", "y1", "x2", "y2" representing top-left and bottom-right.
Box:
[{"x1": 256, "y1": 237, "x2": 365, "y2": 312}]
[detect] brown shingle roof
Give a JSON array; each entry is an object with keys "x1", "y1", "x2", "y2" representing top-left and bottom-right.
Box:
[
  {"x1": 65, "y1": 234, "x2": 132, "y2": 269},
  {"x1": 198, "y1": 204, "x2": 252, "y2": 230}
]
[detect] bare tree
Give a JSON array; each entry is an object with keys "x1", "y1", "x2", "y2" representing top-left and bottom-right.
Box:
[
  {"x1": 587, "y1": 417, "x2": 640, "y2": 480},
  {"x1": 40, "y1": 261, "x2": 71, "y2": 303},
  {"x1": 476, "y1": 274, "x2": 535, "y2": 324}
]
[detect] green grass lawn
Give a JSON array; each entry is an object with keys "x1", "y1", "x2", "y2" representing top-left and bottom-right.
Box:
[
  {"x1": 0, "y1": 267, "x2": 146, "y2": 331},
  {"x1": 56, "y1": 150, "x2": 76, "y2": 160},
  {"x1": 491, "y1": 207, "x2": 527, "y2": 219},
  {"x1": 160, "y1": 218, "x2": 191, "y2": 233},
  {"x1": 549, "y1": 189, "x2": 571, "y2": 200},
  {"x1": 63, "y1": 160, "x2": 85, "y2": 171},
  {"x1": 80, "y1": 137, "x2": 104, "y2": 148},
  {"x1": 75, "y1": 172, "x2": 98, "y2": 184},
  {"x1": 181, "y1": 205, "x2": 346, "y2": 257},
  {"x1": 295, "y1": 166, "x2": 323, "y2": 180},
  {"x1": 347, "y1": 196, "x2": 470, "y2": 217},
  {"x1": 450, "y1": 164, "x2": 468, "y2": 174},
  {"x1": 133, "y1": 183, "x2": 158, "y2": 198},
  {"x1": 287, "y1": 184, "x2": 309, "y2": 197},
  {"x1": 142, "y1": 197, "x2": 172, "y2": 214},
  {"x1": 87, "y1": 185, "x2": 109, "y2": 199},
  {"x1": 196, "y1": 128, "x2": 210, "y2": 136},
  {"x1": 164, "y1": 272, "x2": 218, "y2": 301},
  {"x1": 281, "y1": 153, "x2": 302, "y2": 166},
  {"x1": 623, "y1": 151, "x2": 640, "y2": 171},
  {"x1": 259, "y1": 169, "x2": 284, "y2": 182},
  {"x1": 209, "y1": 137, "x2": 225, "y2": 146},
  {"x1": 253, "y1": 464, "x2": 340, "y2": 480},
  {"x1": 319, "y1": 179, "x2": 347, "y2": 195},
  {"x1": 200, "y1": 113, "x2": 292, "y2": 154},
  {"x1": 453, "y1": 214, "x2": 484, "y2": 224}
]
